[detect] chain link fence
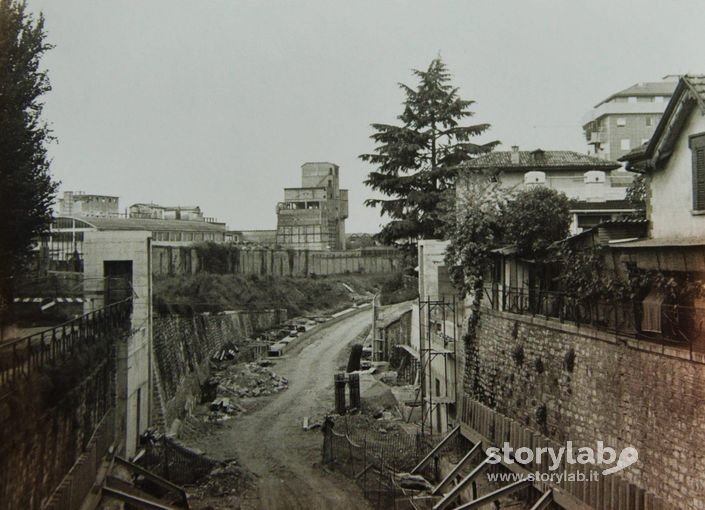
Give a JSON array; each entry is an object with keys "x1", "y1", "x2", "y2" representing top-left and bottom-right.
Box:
[{"x1": 322, "y1": 416, "x2": 469, "y2": 509}]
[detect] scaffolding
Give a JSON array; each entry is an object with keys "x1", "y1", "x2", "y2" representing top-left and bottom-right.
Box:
[{"x1": 418, "y1": 296, "x2": 458, "y2": 437}]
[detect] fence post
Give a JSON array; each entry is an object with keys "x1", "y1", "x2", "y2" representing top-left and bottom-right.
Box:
[
  {"x1": 334, "y1": 373, "x2": 347, "y2": 415},
  {"x1": 377, "y1": 448, "x2": 384, "y2": 510},
  {"x1": 163, "y1": 436, "x2": 170, "y2": 479},
  {"x1": 363, "y1": 437, "x2": 367, "y2": 498},
  {"x1": 349, "y1": 373, "x2": 360, "y2": 410}
]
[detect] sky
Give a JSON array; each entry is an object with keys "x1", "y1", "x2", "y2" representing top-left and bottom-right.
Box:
[{"x1": 25, "y1": 0, "x2": 705, "y2": 233}]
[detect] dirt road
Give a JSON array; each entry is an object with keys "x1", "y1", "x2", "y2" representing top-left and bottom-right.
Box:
[{"x1": 202, "y1": 309, "x2": 374, "y2": 510}]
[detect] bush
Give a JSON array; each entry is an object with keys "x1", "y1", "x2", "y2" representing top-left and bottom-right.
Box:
[{"x1": 504, "y1": 187, "x2": 571, "y2": 256}]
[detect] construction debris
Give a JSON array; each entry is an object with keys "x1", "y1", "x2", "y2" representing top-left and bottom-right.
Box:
[
  {"x1": 211, "y1": 341, "x2": 239, "y2": 362},
  {"x1": 393, "y1": 472, "x2": 434, "y2": 491},
  {"x1": 202, "y1": 361, "x2": 289, "y2": 422},
  {"x1": 186, "y1": 459, "x2": 254, "y2": 510}
]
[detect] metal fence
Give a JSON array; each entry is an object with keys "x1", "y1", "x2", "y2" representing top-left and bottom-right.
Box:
[
  {"x1": 0, "y1": 298, "x2": 132, "y2": 388},
  {"x1": 322, "y1": 418, "x2": 467, "y2": 509},
  {"x1": 494, "y1": 286, "x2": 705, "y2": 354},
  {"x1": 138, "y1": 435, "x2": 218, "y2": 486}
]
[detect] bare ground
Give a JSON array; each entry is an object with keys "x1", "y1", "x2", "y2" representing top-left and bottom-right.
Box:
[{"x1": 193, "y1": 309, "x2": 374, "y2": 510}]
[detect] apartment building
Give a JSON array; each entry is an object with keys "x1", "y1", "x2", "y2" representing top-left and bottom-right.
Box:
[{"x1": 582, "y1": 78, "x2": 678, "y2": 161}]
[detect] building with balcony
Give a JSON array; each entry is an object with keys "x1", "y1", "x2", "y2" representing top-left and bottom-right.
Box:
[
  {"x1": 457, "y1": 147, "x2": 635, "y2": 233},
  {"x1": 275, "y1": 162, "x2": 349, "y2": 250},
  {"x1": 582, "y1": 78, "x2": 678, "y2": 161}
]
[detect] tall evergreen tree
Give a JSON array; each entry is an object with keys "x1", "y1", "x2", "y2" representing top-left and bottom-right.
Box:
[
  {"x1": 0, "y1": 0, "x2": 57, "y2": 321},
  {"x1": 360, "y1": 57, "x2": 498, "y2": 247}
]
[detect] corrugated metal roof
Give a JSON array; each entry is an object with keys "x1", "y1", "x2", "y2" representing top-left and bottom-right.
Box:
[
  {"x1": 73, "y1": 216, "x2": 225, "y2": 232},
  {"x1": 460, "y1": 150, "x2": 620, "y2": 170}
]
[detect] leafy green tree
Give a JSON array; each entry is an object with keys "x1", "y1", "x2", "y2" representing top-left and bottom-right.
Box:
[
  {"x1": 0, "y1": 0, "x2": 57, "y2": 321},
  {"x1": 360, "y1": 57, "x2": 498, "y2": 248},
  {"x1": 504, "y1": 187, "x2": 571, "y2": 256}
]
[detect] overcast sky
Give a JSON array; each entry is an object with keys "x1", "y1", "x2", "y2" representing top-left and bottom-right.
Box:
[{"x1": 26, "y1": 0, "x2": 705, "y2": 233}]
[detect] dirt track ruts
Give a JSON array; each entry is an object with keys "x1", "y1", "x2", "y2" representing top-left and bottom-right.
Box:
[{"x1": 203, "y1": 309, "x2": 374, "y2": 509}]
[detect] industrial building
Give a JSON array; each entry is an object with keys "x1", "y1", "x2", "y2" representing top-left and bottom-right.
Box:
[{"x1": 276, "y1": 162, "x2": 349, "y2": 250}]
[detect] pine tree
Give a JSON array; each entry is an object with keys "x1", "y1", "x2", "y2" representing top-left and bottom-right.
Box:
[
  {"x1": 0, "y1": 0, "x2": 57, "y2": 321},
  {"x1": 360, "y1": 57, "x2": 498, "y2": 247}
]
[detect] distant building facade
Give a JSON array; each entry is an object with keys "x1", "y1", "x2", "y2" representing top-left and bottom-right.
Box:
[
  {"x1": 58, "y1": 191, "x2": 120, "y2": 217},
  {"x1": 47, "y1": 216, "x2": 227, "y2": 271},
  {"x1": 458, "y1": 147, "x2": 635, "y2": 233},
  {"x1": 129, "y1": 203, "x2": 217, "y2": 222},
  {"x1": 276, "y1": 162, "x2": 348, "y2": 250},
  {"x1": 582, "y1": 78, "x2": 678, "y2": 161},
  {"x1": 226, "y1": 229, "x2": 277, "y2": 245}
]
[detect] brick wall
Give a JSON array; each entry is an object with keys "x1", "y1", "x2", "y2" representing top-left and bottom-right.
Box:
[
  {"x1": 152, "y1": 309, "x2": 286, "y2": 429},
  {"x1": 463, "y1": 308, "x2": 705, "y2": 509}
]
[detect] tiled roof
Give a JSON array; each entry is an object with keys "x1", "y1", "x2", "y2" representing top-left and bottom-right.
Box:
[
  {"x1": 460, "y1": 150, "x2": 621, "y2": 171},
  {"x1": 595, "y1": 80, "x2": 677, "y2": 107},
  {"x1": 74, "y1": 216, "x2": 226, "y2": 232}
]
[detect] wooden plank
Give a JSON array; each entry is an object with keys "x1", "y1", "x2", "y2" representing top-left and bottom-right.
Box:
[
  {"x1": 410, "y1": 425, "x2": 460, "y2": 474},
  {"x1": 432, "y1": 458, "x2": 490, "y2": 510},
  {"x1": 453, "y1": 480, "x2": 532, "y2": 510},
  {"x1": 432, "y1": 441, "x2": 482, "y2": 495},
  {"x1": 529, "y1": 490, "x2": 554, "y2": 510},
  {"x1": 113, "y1": 456, "x2": 187, "y2": 505}
]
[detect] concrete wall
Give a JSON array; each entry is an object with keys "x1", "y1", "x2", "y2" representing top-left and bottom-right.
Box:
[
  {"x1": 648, "y1": 105, "x2": 705, "y2": 238},
  {"x1": 83, "y1": 230, "x2": 152, "y2": 458},
  {"x1": 152, "y1": 245, "x2": 400, "y2": 277},
  {"x1": 463, "y1": 306, "x2": 705, "y2": 509},
  {"x1": 418, "y1": 240, "x2": 455, "y2": 301}
]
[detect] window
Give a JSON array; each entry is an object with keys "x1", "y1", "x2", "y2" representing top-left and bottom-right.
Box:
[
  {"x1": 617, "y1": 117, "x2": 626, "y2": 127},
  {"x1": 621, "y1": 139, "x2": 631, "y2": 151},
  {"x1": 690, "y1": 132, "x2": 705, "y2": 210},
  {"x1": 627, "y1": 96, "x2": 637, "y2": 104},
  {"x1": 646, "y1": 117, "x2": 653, "y2": 127}
]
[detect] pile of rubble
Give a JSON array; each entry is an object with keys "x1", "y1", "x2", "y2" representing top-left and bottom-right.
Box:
[
  {"x1": 204, "y1": 360, "x2": 288, "y2": 421},
  {"x1": 186, "y1": 459, "x2": 254, "y2": 510}
]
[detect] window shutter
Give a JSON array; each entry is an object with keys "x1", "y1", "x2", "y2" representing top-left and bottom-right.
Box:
[{"x1": 690, "y1": 134, "x2": 705, "y2": 210}]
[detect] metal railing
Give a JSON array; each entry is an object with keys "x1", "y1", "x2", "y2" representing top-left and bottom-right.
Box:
[
  {"x1": 0, "y1": 298, "x2": 132, "y2": 387},
  {"x1": 490, "y1": 286, "x2": 705, "y2": 353}
]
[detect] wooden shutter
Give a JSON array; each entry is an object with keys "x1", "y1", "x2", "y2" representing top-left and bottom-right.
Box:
[{"x1": 690, "y1": 133, "x2": 705, "y2": 210}]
